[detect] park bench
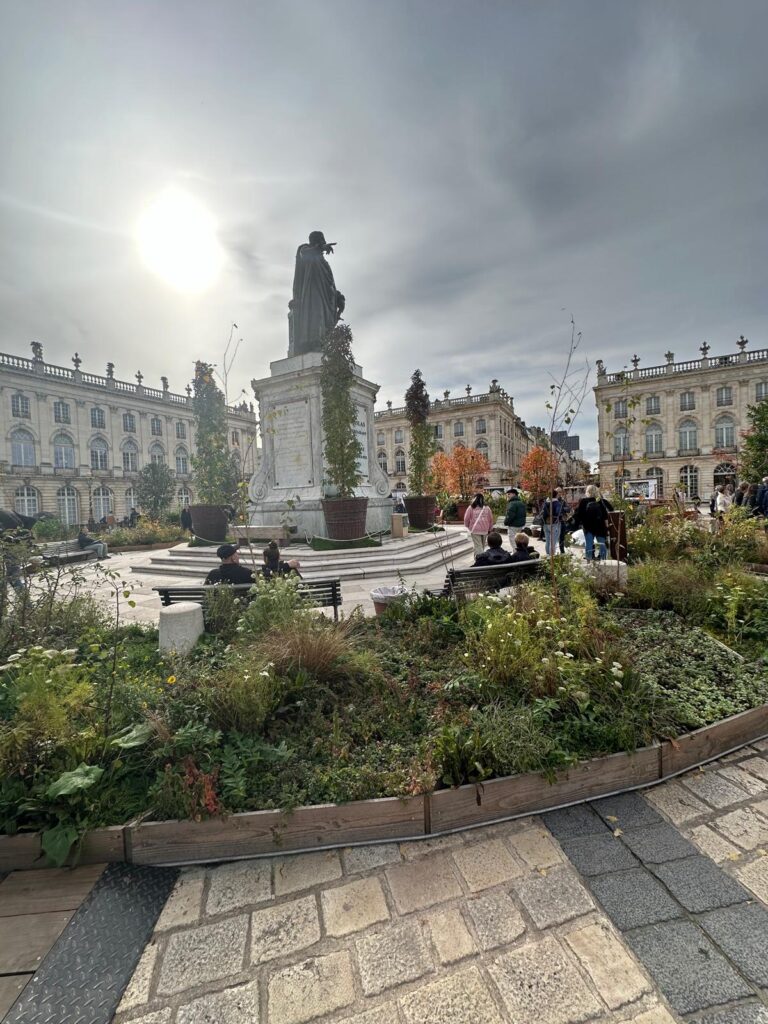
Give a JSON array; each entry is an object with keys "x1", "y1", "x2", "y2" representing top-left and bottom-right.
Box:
[
  {"x1": 440, "y1": 559, "x2": 544, "y2": 601},
  {"x1": 154, "y1": 578, "x2": 344, "y2": 621},
  {"x1": 41, "y1": 540, "x2": 98, "y2": 566}
]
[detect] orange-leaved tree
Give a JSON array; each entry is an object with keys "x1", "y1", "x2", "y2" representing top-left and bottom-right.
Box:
[
  {"x1": 520, "y1": 446, "x2": 559, "y2": 504},
  {"x1": 429, "y1": 451, "x2": 452, "y2": 494},
  {"x1": 432, "y1": 446, "x2": 491, "y2": 501}
]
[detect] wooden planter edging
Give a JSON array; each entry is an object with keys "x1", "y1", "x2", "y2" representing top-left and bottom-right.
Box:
[{"x1": 2, "y1": 706, "x2": 767, "y2": 870}]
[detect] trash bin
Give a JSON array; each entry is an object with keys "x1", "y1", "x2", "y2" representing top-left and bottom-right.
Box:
[{"x1": 370, "y1": 584, "x2": 409, "y2": 616}]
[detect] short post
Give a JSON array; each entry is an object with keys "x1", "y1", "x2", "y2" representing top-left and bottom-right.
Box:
[
  {"x1": 391, "y1": 513, "x2": 409, "y2": 539},
  {"x1": 159, "y1": 602, "x2": 204, "y2": 655}
]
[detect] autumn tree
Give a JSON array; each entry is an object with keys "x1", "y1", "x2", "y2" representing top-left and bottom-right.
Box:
[
  {"x1": 431, "y1": 446, "x2": 491, "y2": 501},
  {"x1": 520, "y1": 446, "x2": 559, "y2": 504}
]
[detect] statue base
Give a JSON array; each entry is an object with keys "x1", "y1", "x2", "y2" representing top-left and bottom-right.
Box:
[{"x1": 247, "y1": 352, "x2": 392, "y2": 538}]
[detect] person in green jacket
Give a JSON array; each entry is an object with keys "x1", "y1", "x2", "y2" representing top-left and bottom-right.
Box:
[{"x1": 504, "y1": 488, "x2": 527, "y2": 530}]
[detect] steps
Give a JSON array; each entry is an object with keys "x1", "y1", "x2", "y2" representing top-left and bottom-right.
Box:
[{"x1": 130, "y1": 528, "x2": 475, "y2": 582}]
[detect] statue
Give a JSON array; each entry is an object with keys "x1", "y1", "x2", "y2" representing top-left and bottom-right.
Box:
[{"x1": 289, "y1": 231, "x2": 346, "y2": 356}]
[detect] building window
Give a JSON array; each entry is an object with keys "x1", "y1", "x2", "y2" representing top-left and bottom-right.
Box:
[
  {"x1": 122, "y1": 441, "x2": 138, "y2": 473},
  {"x1": 56, "y1": 485, "x2": 79, "y2": 525},
  {"x1": 476, "y1": 440, "x2": 489, "y2": 456},
  {"x1": 714, "y1": 417, "x2": 735, "y2": 448},
  {"x1": 679, "y1": 465, "x2": 699, "y2": 498},
  {"x1": 90, "y1": 407, "x2": 105, "y2": 429},
  {"x1": 646, "y1": 467, "x2": 664, "y2": 497},
  {"x1": 177, "y1": 486, "x2": 191, "y2": 508},
  {"x1": 646, "y1": 396, "x2": 660, "y2": 416},
  {"x1": 678, "y1": 420, "x2": 698, "y2": 452},
  {"x1": 716, "y1": 386, "x2": 733, "y2": 407},
  {"x1": 11, "y1": 393, "x2": 31, "y2": 419},
  {"x1": 150, "y1": 443, "x2": 165, "y2": 466},
  {"x1": 377, "y1": 450, "x2": 388, "y2": 473},
  {"x1": 394, "y1": 428, "x2": 404, "y2": 444},
  {"x1": 453, "y1": 421, "x2": 464, "y2": 437},
  {"x1": 714, "y1": 462, "x2": 737, "y2": 489},
  {"x1": 93, "y1": 486, "x2": 112, "y2": 520},
  {"x1": 756, "y1": 382, "x2": 767, "y2": 402},
  {"x1": 680, "y1": 392, "x2": 695, "y2": 411},
  {"x1": 376, "y1": 431, "x2": 385, "y2": 446},
  {"x1": 613, "y1": 428, "x2": 630, "y2": 457},
  {"x1": 176, "y1": 422, "x2": 187, "y2": 440},
  {"x1": 90, "y1": 437, "x2": 109, "y2": 471},
  {"x1": 394, "y1": 449, "x2": 406, "y2": 474},
  {"x1": 125, "y1": 487, "x2": 136, "y2": 512},
  {"x1": 53, "y1": 400, "x2": 70, "y2": 424},
  {"x1": 645, "y1": 424, "x2": 663, "y2": 455},
  {"x1": 10, "y1": 429, "x2": 35, "y2": 467},
  {"x1": 175, "y1": 447, "x2": 189, "y2": 475},
  {"x1": 150, "y1": 416, "x2": 163, "y2": 436},
  {"x1": 432, "y1": 424, "x2": 443, "y2": 440},
  {"x1": 231, "y1": 430, "x2": 240, "y2": 446},
  {"x1": 614, "y1": 399, "x2": 628, "y2": 418},
  {"x1": 53, "y1": 433, "x2": 76, "y2": 469},
  {"x1": 14, "y1": 485, "x2": 39, "y2": 517},
  {"x1": 475, "y1": 418, "x2": 486, "y2": 434},
  {"x1": 123, "y1": 412, "x2": 136, "y2": 432}
]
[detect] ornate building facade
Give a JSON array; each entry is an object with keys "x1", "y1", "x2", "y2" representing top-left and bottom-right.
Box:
[
  {"x1": 594, "y1": 337, "x2": 768, "y2": 498},
  {"x1": 0, "y1": 343, "x2": 258, "y2": 523},
  {"x1": 374, "y1": 380, "x2": 534, "y2": 491}
]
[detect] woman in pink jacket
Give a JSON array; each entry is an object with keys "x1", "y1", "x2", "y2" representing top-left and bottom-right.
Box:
[{"x1": 464, "y1": 493, "x2": 494, "y2": 557}]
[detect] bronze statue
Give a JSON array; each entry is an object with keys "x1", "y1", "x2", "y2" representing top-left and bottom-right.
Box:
[{"x1": 289, "y1": 231, "x2": 345, "y2": 356}]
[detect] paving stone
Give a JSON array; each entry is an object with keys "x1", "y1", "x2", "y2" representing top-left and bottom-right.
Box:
[
  {"x1": 739, "y1": 756, "x2": 768, "y2": 782},
  {"x1": 719, "y1": 766, "x2": 768, "y2": 796},
  {"x1": 117, "y1": 941, "x2": 158, "y2": 1012},
  {"x1": 736, "y1": 855, "x2": 768, "y2": 903},
  {"x1": 751, "y1": 740, "x2": 768, "y2": 753},
  {"x1": 427, "y1": 907, "x2": 476, "y2": 964},
  {"x1": 399, "y1": 834, "x2": 465, "y2": 859},
  {"x1": 651, "y1": 855, "x2": 750, "y2": 912},
  {"x1": 156, "y1": 914, "x2": 248, "y2": 995},
  {"x1": 385, "y1": 853, "x2": 462, "y2": 914},
  {"x1": 688, "y1": 824, "x2": 743, "y2": 863},
  {"x1": 698, "y1": 902, "x2": 768, "y2": 986},
  {"x1": 399, "y1": 966, "x2": 505, "y2": 1024},
  {"x1": 489, "y1": 934, "x2": 603, "y2": 1024},
  {"x1": 273, "y1": 851, "x2": 342, "y2": 896},
  {"x1": 251, "y1": 894, "x2": 320, "y2": 965},
  {"x1": 337, "y1": 1007, "x2": 399, "y2": 1024},
  {"x1": 590, "y1": 792, "x2": 663, "y2": 829},
  {"x1": 566, "y1": 921, "x2": 652, "y2": 1009},
  {"x1": 646, "y1": 782, "x2": 709, "y2": 824},
  {"x1": 620, "y1": 824, "x2": 697, "y2": 863},
  {"x1": 713, "y1": 808, "x2": 768, "y2": 850},
  {"x1": 451, "y1": 838, "x2": 522, "y2": 891},
  {"x1": 559, "y1": 834, "x2": 640, "y2": 875},
  {"x1": 543, "y1": 804, "x2": 606, "y2": 839},
  {"x1": 513, "y1": 865, "x2": 593, "y2": 929},
  {"x1": 267, "y1": 950, "x2": 355, "y2": 1024},
  {"x1": 154, "y1": 870, "x2": 204, "y2": 931},
  {"x1": 121, "y1": 1011, "x2": 171, "y2": 1024},
  {"x1": 321, "y1": 876, "x2": 389, "y2": 937},
  {"x1": 205, "y1": 859, "x2": 272, "y2": 916},
  {"x1": 624, "y1": 920, "x2": 752, "y2": 1014},
  {"x1": 681, "y1": 771, "x2": 750, "y2": 809},
  {"x1": 589, "y1": 868, "x2": 682, "y2": 931},
  {"x1": 507, "y1": 826, "x2": 563, "y2": 869},
  {"x1": 342, "y1": 844, "x2": 401, "y2": 873},
  {"x1": 354, "y1": 919, "x2": 432, "y2": 995},
  {"x1": 629, "y1": 1006, "x2": 678, "y2": 1024},
  {"x1": 465, "y1": 890, "x2": 526, "y2": 950},
  {"x1": 176, "y1": 978, "x2": 260, "y2": 1024},
  {"x1": 695, "y1": 1004, "x2": 768, "y2": 1024}
]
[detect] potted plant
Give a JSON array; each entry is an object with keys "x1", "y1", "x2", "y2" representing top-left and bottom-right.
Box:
[
  {"x1": 190, "y1": 360, "x2": 238, "y2": 542},
  {"x1": 320, "y1": 325, "x2": 368, "y2": 539},
  {"x1": 403, "y1": 369, "x2": 437, "y2": 528}
]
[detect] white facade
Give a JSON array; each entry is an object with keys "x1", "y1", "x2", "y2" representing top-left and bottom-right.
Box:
[{"x1": 1, "y1": 343, "x2": 258, "y2": 524}]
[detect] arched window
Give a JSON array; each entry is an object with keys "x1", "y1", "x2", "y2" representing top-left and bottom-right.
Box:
[
  {"x1": 613, "y1": 427, "x2": 629, "y2": 457},
  {"x1": 435, "y1": 444, "x2": 444, "y2": 453},
  {"x1": 679, "y1": 465, "x2": 699, "y2": 498},
  {"x1": 678, "y1": 420, "x2": 698, "y2": 452},
  {"x1": 150, "y1": 443, "x2": 165, "y2": 466},
  {"x1": 453, "y1": 440, "x2": 465, "y2": 449},
  {"x1": 377, "y1": 450, "x2": 388, "y2": 473},
  {"x1": 475, "y1": 418, "x2": 487, "y2": 434},
  {"x1": 376, "y1": 431, "x2": 385, "y2": 447},
  {"x1": 177, "y1": 486, "x2": 192, "y2": 508},
  {"x1": 394, "y1": 449, "x2": 406, "y2": 474},
  {"x1": 646, "y1": 467, "x2": 664, "y2": 497},
  {"x1": 644, "y1": 423, "x2": 663, "y2": 455},
  {"x1": 175, "y1": 446, "x2": 189, "y2": 475},
  {"x1": 122, "y1": 439, "x2": 138, "y2": 473},
  {"x1": 10, "y1": 429, "x2": 35, "y2": 467},
  {"x1": 394, "y1": 428, "x2": 404, "y2": 444},
  {"x1": 53, "y1": 432, "x2": 75, "y2": 470},
  {"x1": 93, "y1": 486, "x2": 112, "y2": 520},
  {"x1": 90, "y1": 436, "x2": 109, "y2": 471},
  {"x1": 56, "y1": 485, "x2": 79, "y2": 525},
  {"x1": 14, "y1": 485, "x2": 39, "y2": 517},
  {"x1": 150, "y1": 416, "x2": 163, "y2": 436},
  {"x1": 476, "y1": 440, "x2": 489, "y2": 456},
  {"x1": 713, "y1": 462, "x2": 737, "y2": 489},
  {"x1": 714, "y1": 416, "x2": 735, "y2": 448}
]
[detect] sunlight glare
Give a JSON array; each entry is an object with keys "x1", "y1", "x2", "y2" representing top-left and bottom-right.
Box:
[{"x1": 136, "y1": 188, "x2": 224, "y2": 293}]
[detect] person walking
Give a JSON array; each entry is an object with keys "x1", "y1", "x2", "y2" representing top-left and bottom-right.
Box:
[
  {"x1": 734, "y1": 482, "x2": 749, "y2": 507},
  {"x1": 556, "y1": 488, "x2": 570, "y2": 554},
  {"x1": 503, "y1": 488, "x2": 527, "y2": 531},
  {"x1": 539, "y1": 490, "x2": 563, "y2": 557},
  {"x1": 573, "y1": 485, "x2": 612, "y2": 561},
  {"x1": 180, "y1": 505, "x2": 193, "y2": 533},
  {"x1": 757, "y1": 477, "x2": 768, "y2": 517},
  {"x1": 464, "y1": 493, "x2": 494, "y2": 558}
]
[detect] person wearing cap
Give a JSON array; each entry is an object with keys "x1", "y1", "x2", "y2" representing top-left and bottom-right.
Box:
[
  {"x1": 503, "y1": 488, "x2": 527, "y2": 530},
  {"x1": 205, "y1": 544, "x2": 259, "y2": 585}
]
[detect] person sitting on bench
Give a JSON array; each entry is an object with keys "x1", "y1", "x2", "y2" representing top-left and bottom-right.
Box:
[
  {"x1": 262, "y1": 540, "x2": 302, "y2": 580},
  {"x1": 509, "y1": 532, "x2": 540, "y2": 563},
  {"x1": 205, "y1": 543, "x2": 259, "y2": 585},
  {"x1": 77, "y1": 526, "x2": 109, "y2": 560},
  {"x1": 472, "y1": 530, "x2": 514, "y2": 566}
]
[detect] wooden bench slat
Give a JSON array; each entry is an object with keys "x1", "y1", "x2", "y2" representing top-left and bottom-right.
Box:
[{"x1": 153, "y1": 579, "x2": 342, "y2": 620}]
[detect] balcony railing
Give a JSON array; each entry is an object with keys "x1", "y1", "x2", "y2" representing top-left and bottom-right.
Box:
[
  {"x1": 677, "y1": 448, "x2": 701, "y2": 457},
  {"x1": 602, "y1": 346, "x2": 768, "y2": 384}
]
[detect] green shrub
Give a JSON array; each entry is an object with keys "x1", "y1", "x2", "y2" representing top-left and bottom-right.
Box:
[
  {"x1": 239, "y1": 574, "x2": 311, "y2": 637},
  {"x1": 624, "y1": 560, "x2": 714, "y2": 620},
  {"x1": 107, "y1": 520, "x2": 185, "y2": 547}
]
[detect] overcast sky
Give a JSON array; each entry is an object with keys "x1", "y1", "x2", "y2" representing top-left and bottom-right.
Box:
[{"x1": 2, "y1": 0, "x2": 768, "y2": 463}]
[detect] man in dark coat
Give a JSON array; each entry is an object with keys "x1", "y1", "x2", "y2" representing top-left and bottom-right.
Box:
[
  {"x1": 503, "y1": 489, "x2": 527, "y2": 530},
  {"x1": 205, "y1": 544, "x2": 259, "y2": 585}
]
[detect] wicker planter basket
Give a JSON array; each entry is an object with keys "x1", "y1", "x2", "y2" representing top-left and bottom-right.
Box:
[
  {"x1": 404, "y1": 495, "x2": 436, "y2": 529},
  {"x1": 321, "y1": 497, "x2": 369, "y2": 540}
]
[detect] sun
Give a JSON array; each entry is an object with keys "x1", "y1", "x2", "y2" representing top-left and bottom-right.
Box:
[{"x1": 135, "y1": 188, "x2": 224, "y2": 293}]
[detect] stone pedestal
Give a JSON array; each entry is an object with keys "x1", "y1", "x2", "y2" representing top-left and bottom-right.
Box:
[
  {"x1": 159, "y1": 602, "x2": 204, "y2": 654},
  {"x1": 248, "y1": 352, "x2": 392, "y2": 538}
]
